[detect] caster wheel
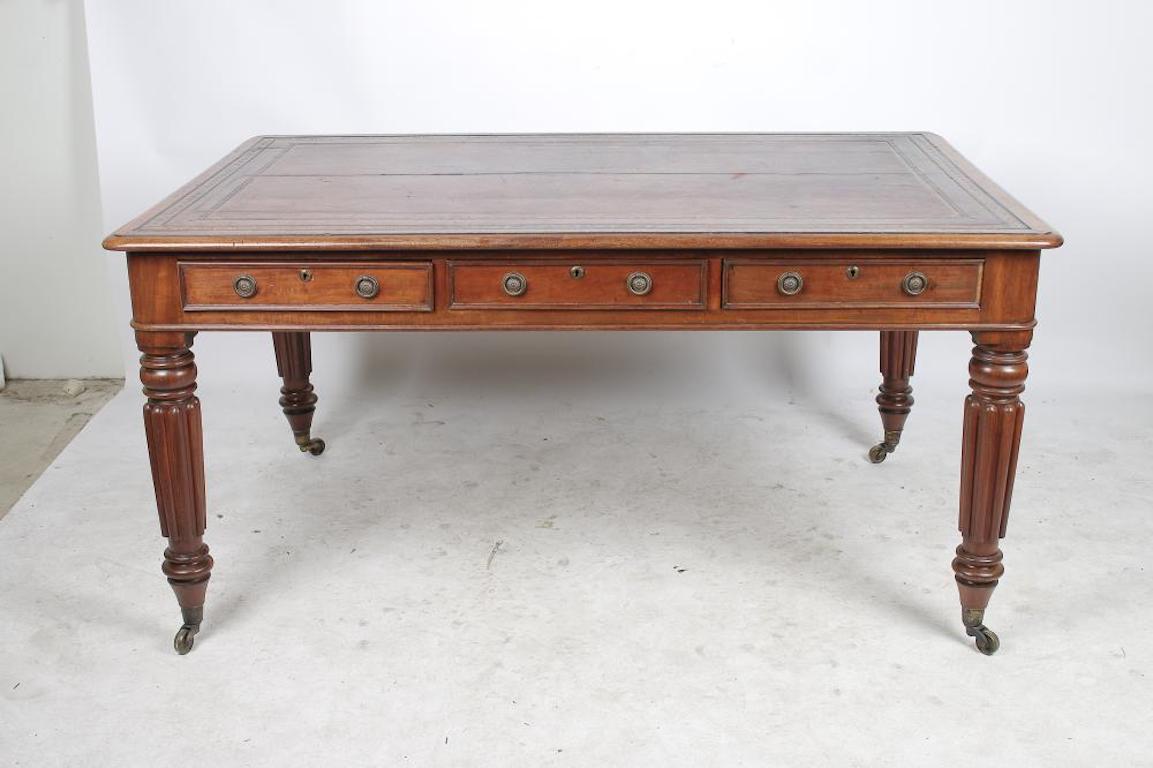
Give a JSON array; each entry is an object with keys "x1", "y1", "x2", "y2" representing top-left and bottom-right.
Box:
[
  {"x1": 299, "y1": 437, "x2": 325, "y2": 456},
  {"x1": 868, "y1": 444, "x2": 889, "y2": 464},
  {"x1": 174, "y1": 624, "x2": 199, "y2": 655},
  {"x1": 968, "y1": 625, "x2": 1000, "y2": 656}
]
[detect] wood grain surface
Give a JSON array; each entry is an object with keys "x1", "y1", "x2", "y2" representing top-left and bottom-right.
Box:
[{"x1": 104, "y1": 133, "x2": 1060, "y2": 252}]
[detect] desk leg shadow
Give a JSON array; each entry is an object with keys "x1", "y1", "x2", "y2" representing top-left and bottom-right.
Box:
[
  {"x1": 272, "y1": 332, "x2": 326, "y2": 456},
  {"x1": 868, "y1": 330, "x2": 918, "y2": 463}
]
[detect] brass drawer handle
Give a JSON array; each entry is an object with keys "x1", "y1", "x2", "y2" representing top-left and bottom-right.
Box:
[
  {"x1": 902, "y1": 271, "x2": 928, "y2": 296},
  {"x1": 626, "y1": 271, "x2": 653, "y2": 296},
  {"x1": 502, "y1": 272, "x2": 528, "y2": 297},
  {"x1": 233, "y1": 274, "x2": 258, "y2": 298},
  {"x1": 776, "y1": 271, "x2": 804, "y2": 296},
  {"x1": 355, "y1": 275, "x2": 380, "y2": 299}
]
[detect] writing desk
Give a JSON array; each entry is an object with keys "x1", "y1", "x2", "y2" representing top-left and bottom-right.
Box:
[{"x1": 103, "y1": 133, "x2": 1060, "y2": 655}]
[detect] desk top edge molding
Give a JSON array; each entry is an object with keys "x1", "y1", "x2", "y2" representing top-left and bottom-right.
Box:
[{"x1": 103, "y1": 132, "x2": 1062, "y2": 253}]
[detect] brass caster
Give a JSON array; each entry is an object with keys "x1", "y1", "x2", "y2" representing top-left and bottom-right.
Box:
[
  {"x1": 868, "y1": 430, "x2": 901, "y2": 464},
  {"x1": 297, "y1": 437, "x2": 326, "y2": 456},
  {"x1": 174, "y1": 623, "x2": 200, "y2": 655},
  {"x1": 962, "y1": 609, "x2": 1000, "y2": 656}
]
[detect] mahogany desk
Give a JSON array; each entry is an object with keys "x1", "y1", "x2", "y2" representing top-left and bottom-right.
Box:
[{"x1": 103, "y1": 133, "x2": 1061, "y2": 655}]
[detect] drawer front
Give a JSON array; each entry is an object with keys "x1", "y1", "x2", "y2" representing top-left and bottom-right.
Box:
[
  {"x1": 448, "y1": 260, "x2": 707, "y2": 310},
  {"x1": 723, "y1": 258, "x2": 983, "y2": 309},
  {"x1": 179, "y1": 262, "x2": 433, "y2": 311}
]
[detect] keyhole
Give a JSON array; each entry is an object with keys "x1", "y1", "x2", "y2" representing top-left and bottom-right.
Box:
[
  {"x1": 846, "y1": 265, "x2": 860, "y2": 279},
  {"x1": 300, "y1": 269, "x2": 313, "y2": 282}
]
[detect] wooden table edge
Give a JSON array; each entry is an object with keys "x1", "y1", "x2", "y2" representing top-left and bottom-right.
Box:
[{"x1": 102, "y1": 231, "x2": 1063, "y2": 252}]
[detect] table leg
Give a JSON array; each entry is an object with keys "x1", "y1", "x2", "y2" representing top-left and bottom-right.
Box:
[
  {"x1": 953, "y1": 330, "x2": 1029, "y2": 655},
  {"x1": 868, "y1": 330, "x2": 919, "y2": 463},
  {"x1": 138, "y1": 331, "x2": 213, "y2": 655},
  {"x1": 272, "y1": 332, "x2": 325, "y2": 456}
]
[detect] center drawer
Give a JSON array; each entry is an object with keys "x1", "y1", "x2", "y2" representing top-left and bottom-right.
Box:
[{"x1": 448, "y1": 260, "x2": 707, "y2": 310}]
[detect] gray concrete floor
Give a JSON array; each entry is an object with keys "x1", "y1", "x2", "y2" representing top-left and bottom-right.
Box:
[
  {"x1": 0, "y1": 363, "x2": 1151, "y2": 766},
  {"x1": 0, "y1": 379, "x2": 122, "y2": 518}
]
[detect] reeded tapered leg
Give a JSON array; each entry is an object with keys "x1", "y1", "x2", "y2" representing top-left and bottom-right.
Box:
[
  {"x1": 952, "y1": 331, "x2": 1029, "y2": 655},
  {"x1": 868, "y1": 330, "x2": 919, "y2": 463},
  {"x1": 272, "y1": 332, "x2": 325, "y2": 455},
  {"x1": 138, "y1": 331, "x2": 213, "y2": 655}
]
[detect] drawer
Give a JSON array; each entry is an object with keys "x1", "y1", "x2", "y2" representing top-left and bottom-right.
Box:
[
  {"x1": 448, "y1": 260, "x2": 706, "y2": 310},
  {"x1": 179, "y1": 261, "x2": 433, "y2": 311},
  {"x1": 723, "y1": 258, "x2": 983, "y2": 309}
]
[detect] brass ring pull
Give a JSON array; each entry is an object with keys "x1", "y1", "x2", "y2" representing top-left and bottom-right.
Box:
[
  {"x1": 626, "y1": 271, "x2": 653, "y2": 296},
  {"x1": 502, "y1": 272, "x2": 528, "y2": 297},
  {"x1": 776, "y1": 271, "x2": 804, "y2": 296},
  {"x1": 902, "y1": 271, "x2": 928, "y2": 296},
  {"x1": 233, "y1": 274, "x2": 258, "y2": 298},
  {"x1": 355, "y1": 275, "x2": 380, "y2": 299}
]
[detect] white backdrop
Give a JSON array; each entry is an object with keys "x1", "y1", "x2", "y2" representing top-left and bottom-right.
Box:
[
  {"x1": 84, "y1": 0, "x2": 1153, "y2": 402},
  {"x1": 0, "y1": 0, "x2": 120, "y2": 378}
]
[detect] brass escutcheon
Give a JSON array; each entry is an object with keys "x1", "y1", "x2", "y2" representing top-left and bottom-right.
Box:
[
  {"x1": 570, "y1": 265, "x2": 585, "y2": 279},
  {"x1": 846, "y1": 265, "x2": 860, "y2": 279},
  {"x1": 299, "y1": 268, "x2": 313, "y2": 282}
]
